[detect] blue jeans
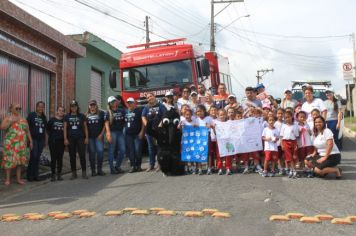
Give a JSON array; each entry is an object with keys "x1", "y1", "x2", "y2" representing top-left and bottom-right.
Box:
[
  {"x1": 108, "y1": 130, "x2": 126, "y2": 170},
  {"x1": 145, "y1": 133, "x2": 157, "y2": 167},
  {"x1": 326, "y1": 120, "x2": 341, "y2": 149},
  {"x1": 88, "y1": 138, "x2": 104, "y2": 172},
  {"x1": 27, "y1": 138, "x2": 45, "y2": 179},
  {"x1": 126, "y1": 134, "x2": 143, "y2": 168}
]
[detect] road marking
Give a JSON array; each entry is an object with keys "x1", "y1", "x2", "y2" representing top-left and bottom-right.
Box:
[
  {"x1": 331, "y1": 218, "x2": 353, "y2": 225},
  {"x1": 300, "y1": 217, "x2": 321, "y2": 223}
]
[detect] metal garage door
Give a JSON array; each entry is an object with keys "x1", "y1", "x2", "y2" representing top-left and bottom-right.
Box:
[{"x1": 90, "y1": 69, "x2": 102, "y2": 107}]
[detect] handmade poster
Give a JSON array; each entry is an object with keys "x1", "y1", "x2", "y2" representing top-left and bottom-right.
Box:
[
  {"x1": 215, "y1": 118, "x2": 263, "y2": 157},
  {"x1": 181, "y1": 126, "x2": 209, "y2": 162}
]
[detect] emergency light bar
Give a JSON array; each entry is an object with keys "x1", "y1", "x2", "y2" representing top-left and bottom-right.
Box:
[{"x1": 127, "y1": 38, "x2": 187, "y2": 49}]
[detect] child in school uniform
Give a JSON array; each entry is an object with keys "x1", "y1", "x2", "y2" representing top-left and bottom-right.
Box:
[
  {"x1": 195, "y1": 105, "x2": 214, "y2": 175},
  {"x1": 215, "y1": 109, "x2": 230, "y2": 175},
  {"x1": 280, "y1": 110, "x2": 299, "y2": 178},
  {"x1": 178, "y1": 108, "x2": 196, "y2": 174},
  {"x1": 216, "y1": 107, "x2": 236, "y2": 175},
  {"x1": 262, "y1": 116, "x2": 280, "y2": 177},
  {"x1": 207, "y1": 106, "x2": 218, "y2": 175},
  {"x1": 274, "y1": 108, "x2": 285, "y2": 175},
  {"x1": 296, "y1": 111, "x2": 313, "y2": 175}
]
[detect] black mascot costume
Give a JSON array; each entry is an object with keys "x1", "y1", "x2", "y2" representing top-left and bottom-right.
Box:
[{"x1": 148, "y1": 108, "x2": 185, "y2": 176}]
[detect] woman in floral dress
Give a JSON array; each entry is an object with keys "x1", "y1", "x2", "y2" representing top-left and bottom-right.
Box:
[{"x1": 1, "y1": 103, "x2": 32, "y2": 186}]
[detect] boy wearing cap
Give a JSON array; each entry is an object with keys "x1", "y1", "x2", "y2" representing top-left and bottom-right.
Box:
[
  {"x1": 125, "y1": 98, "x2": 145, "y2": 173},
  {"x1": 242, "y1": 87, "x2": 262, "y2": 116},
  {"x1": 224, "y1": 94, "x2": 241, "y2": 112},
  {"x1": 281, "y1": 88, "x2": 298, "y2": 109}
]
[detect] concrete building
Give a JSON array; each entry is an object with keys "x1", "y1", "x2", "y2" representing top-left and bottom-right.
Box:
[
  {"x1": 0, "y1": 0, "x2": 85, "y2": 120},
  {"x1": 69, "y1": 32, "x2": 121, "y2": 110}
]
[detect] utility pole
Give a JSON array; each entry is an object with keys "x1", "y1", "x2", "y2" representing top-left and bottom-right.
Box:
[
  {"x1": 353, "y1": 33, "x2": 356, "y2": 84},
  {"x1": 256, "y1": 68, "x2": 274, "y2": 84},
  {"x1": 144, "y1": 16, "x2": 150, "y2": 48},
  {"x1": 210, "y1": 0, "x2": 244, "y2": 52}
]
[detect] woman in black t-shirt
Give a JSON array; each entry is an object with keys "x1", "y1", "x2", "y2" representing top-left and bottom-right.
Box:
[
  {"x1": 47, "y1": 106, "x2": 65, "y2": 181},
  {"x1": 26, "y1": 101, "x2": 47, "y2": 181},
  {"x1": 86, "y1": 100, "x2": 109, "y2": 176},
  {"x1": 64, "y1": 100, "x2": 89, "y2": 180}
]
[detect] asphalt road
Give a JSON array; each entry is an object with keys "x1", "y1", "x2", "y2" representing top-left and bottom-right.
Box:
[{"x1": 1, "y1": 138, "x2": 356, "y2": 236}]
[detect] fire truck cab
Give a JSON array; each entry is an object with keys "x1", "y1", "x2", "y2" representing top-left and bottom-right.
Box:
[{"x1": 109, "y1": 38, "x2": 231, "y2": 105}]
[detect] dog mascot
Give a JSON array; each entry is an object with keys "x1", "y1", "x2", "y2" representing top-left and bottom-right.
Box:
[{"x1": 147, "y1": 108, "x2": 185, "y2": 176}]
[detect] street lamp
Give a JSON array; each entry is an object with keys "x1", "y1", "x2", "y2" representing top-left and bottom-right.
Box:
[{"x1": 216, "y1": 14, "x2": 250, "y2": 34}]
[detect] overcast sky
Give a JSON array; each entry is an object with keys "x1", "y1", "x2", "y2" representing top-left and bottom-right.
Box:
[{"x1": 9, "y1": 0, "x2": 356, "y2": 99}]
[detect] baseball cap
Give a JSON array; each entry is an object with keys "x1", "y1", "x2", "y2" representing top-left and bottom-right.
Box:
[
  {"x1": 70, "y1": 100, "x2": 78, "y2": 106},
  {"x1": 325, "y1": 87, "x2": 335, "y2": 93},
  {"x1": 165, "y1": 91, "x2": 174, "y2": 96},
  {"x1": 302, "y1": 83, "x2": 310, "y2": 88},
  {"x1": 127, "y1": 97, "x2": 135, "y2": 103},
  {"x1": 190, "y1": 91, "x2": 198, "y2": 96},
  {"x1": 256, "y1": 83, "x2": 265, "y2": 90},
  {"x1": 228, "y1": 94, "x2": 236, "y2": 99},
  {"x1": 284, "y1": 88, "x2": 292, "y2": 93},
  {"x1": 262, "y1": 103, "x2": 271, "y2": 110},
  {"x1": 107, "y1": 96, "x2": 117, "y2": 103},
  {"x1": 88, "y1": 99, "x2": 97, "y2": 105}
]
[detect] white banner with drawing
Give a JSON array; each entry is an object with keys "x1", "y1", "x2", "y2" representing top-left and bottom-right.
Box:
[{"x1": 214, "y1": 118, "x2": 263, "y2": 157}]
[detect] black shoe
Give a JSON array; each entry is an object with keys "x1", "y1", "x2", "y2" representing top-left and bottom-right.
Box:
[
  {"x1": 57, "y1": 174, "x2": 64, "y2": 181},
  {"x1": 51, "y1": 174, "x2": 56, "y2": 182},
  {"x1": 110, "y1": 168, "x2": 119, "y2": 174},
  {"x1": 97, "y1": 170, "x2": 106, "y2": 176},
  {"x1": 82, "y1": 171, "x2": 89, "y2": 179},
  {"x1": 115, "y1": 167, "x2": 124, "y2": 174},
  {"x1": 70, "y1": 172, "x2": 78, "y2": 180},
  {"x1": 129, "y1": 167, "x2": 136, "y2": 173},
  {"x1": 91, "y1": 171, "x2": 97, "y2": 177},
  {"x1": 136, "y1": 167, "x2": 143, "y2": 172}
]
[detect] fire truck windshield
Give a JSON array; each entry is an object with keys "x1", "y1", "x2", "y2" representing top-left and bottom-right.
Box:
[{"x1": 122, "y1": 59, "x2": 193, "y2": 91}]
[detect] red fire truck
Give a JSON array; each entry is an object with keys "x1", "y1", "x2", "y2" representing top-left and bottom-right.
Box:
[{"x1": 109, "y1": 38, "x2": 231, "y2": 105}]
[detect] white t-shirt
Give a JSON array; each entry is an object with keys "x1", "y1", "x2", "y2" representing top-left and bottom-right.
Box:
[
  {"x1": 179, "y1": 116, "x2": 196, "y2": 126},
  {"x1": 177, "y1": 98, "x2": 191, "y2": 111},
  {"x1": 274, "y1": 120, "x2": 283, "y2": 146},
  {"x1": 262, "y1": 127, "x2": 279, "y2": 151},
  {"x1": 281, "y1": 99, "x2": 298, "y2": 109},
  {"x1": 324, "y1": 100, "x2": 341, "y2": 121},
  {"x1": 195, "y1": 116, "x2": 214, "y2": 127},
  {"x1": 280, "y1": 123, "x2": 299, "y2": 140},
  {"x1": 210, "y1": 117, "x2": 217, "y2": 141},
  {"x1": 302, "y1": 98, "x2": 327, "y2": 127},
  {"x1": 297, "y1": 123, "x2": 312, "y2": 147},
  {"x1": 313, "y1": 128, "x2": 340, "y2": 156}
]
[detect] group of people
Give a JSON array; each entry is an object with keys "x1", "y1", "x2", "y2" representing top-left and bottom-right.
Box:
[{"x1": 0, "y1": 82, "x2": 343, "y2": 186}]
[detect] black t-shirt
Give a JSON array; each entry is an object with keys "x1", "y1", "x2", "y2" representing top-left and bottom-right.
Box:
[
  {"x1": 27, "y1": 112, "x2": 47, "y2": 140},
  {"x1": 47, "y1": 117, "x2": 64, "y2": 140},
  {"x1": 64, "y1": 113, "x2": 86, "y2": 139},
  {"x1": 105, "y1": 108, "x2": 126, "y2": 131},
  {"x1": 87, "y1": 110, "x2": 107, "y2": 138},
  {"x1": 125, "y1": 108, "x2": 142, "y2": 135},
  {"x1": 142, "y1": 102, "x2": 166, "y2": 121}
]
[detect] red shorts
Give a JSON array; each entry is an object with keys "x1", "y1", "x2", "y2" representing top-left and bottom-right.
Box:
[
  {"x1": 282, "y1": 140, "x2": 297, "y2": 162},
  {"x1": 278, "y1": 146, "x2": 283, "y2": 160},
  {"x1": 238, "y1": 152, "x2": 260, "y2": 162},
  {"x1": 209, "y1": 141, "x2": 217, "y2": 156},
  {"x1": 264, "y1": 151, "x2": 279, "y2": 162},
  {"x1": 297, "y1": 146, "x2": 314, "y2": 161}
]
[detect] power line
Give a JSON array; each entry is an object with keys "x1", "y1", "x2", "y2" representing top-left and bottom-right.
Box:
[{"x1": 163, "y1": 0, "x2": 207, "y2": 26}]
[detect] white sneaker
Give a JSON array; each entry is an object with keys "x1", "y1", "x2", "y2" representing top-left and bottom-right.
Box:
[
  {"x1": 243, "y1": 168, "x2": 249, "y2": 174},
  {"x1": 226, "y1": 169, "x2": 232, "y2": 175},
  {"x1": 207, "y1": 168, "x2": 212, "y2": 175},
  {"x1": 218, "y1": 169, "x2": 223, "y2": 175}
]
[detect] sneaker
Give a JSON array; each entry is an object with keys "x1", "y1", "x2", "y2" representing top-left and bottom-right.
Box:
[
  {"x1": 91, "y1": 171, "x2": 97, "y2": 177},
  {"x1": 115, "y1": 167, "x2": 125, "y2": 174},
  {"x1": 207, "y1": 168, "x2": 212, "y2": 175},
  {"x1": 307, "y1": 172, "x2": 314, "y2": 178},
  {"x1": 288, "y1": 170, "x2": 293, "y2": 178},
  {"x1": 262, "y1": 171, "x2": 268, "y2": 177},
  {"x1": 278, "y1": 169, "x2": 284, "y2": 176},
  {"x1": 218, "y1": 169, "x2": 223, "y2": 175},
  {"x1": 268, "y1": 172, "x2": 275, "y2": 177},
  {"x1": 242, "y1": 168, "x2": 249, "y2": 174},
  {"x1": 292, "y1": 171, "x2": 298, "y2": 179},
  {"x1": 136, "y1": 167, "x2": 143, "y2": 172},
  {"x1": 97, "y1": 171, "x2": 106, "y2": 176},
  {"x1": 146, "y1": 166, "x2": 154, "y2": 172},
  {"x1": 198, "y1": 169, "x2": 203, "y2": 175},
  {"x1": 110, "y1": 168, "x2": 118, "y2": 174},
  {"x1": 226, "y1": 169, "x2": 232, "y2": 175},
  {"x1": 57, "y1": 174, "x2": 64, "y2": 181},
  {"x1": 128, "y1": 167, "x2": 136, "y2": 173}
]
